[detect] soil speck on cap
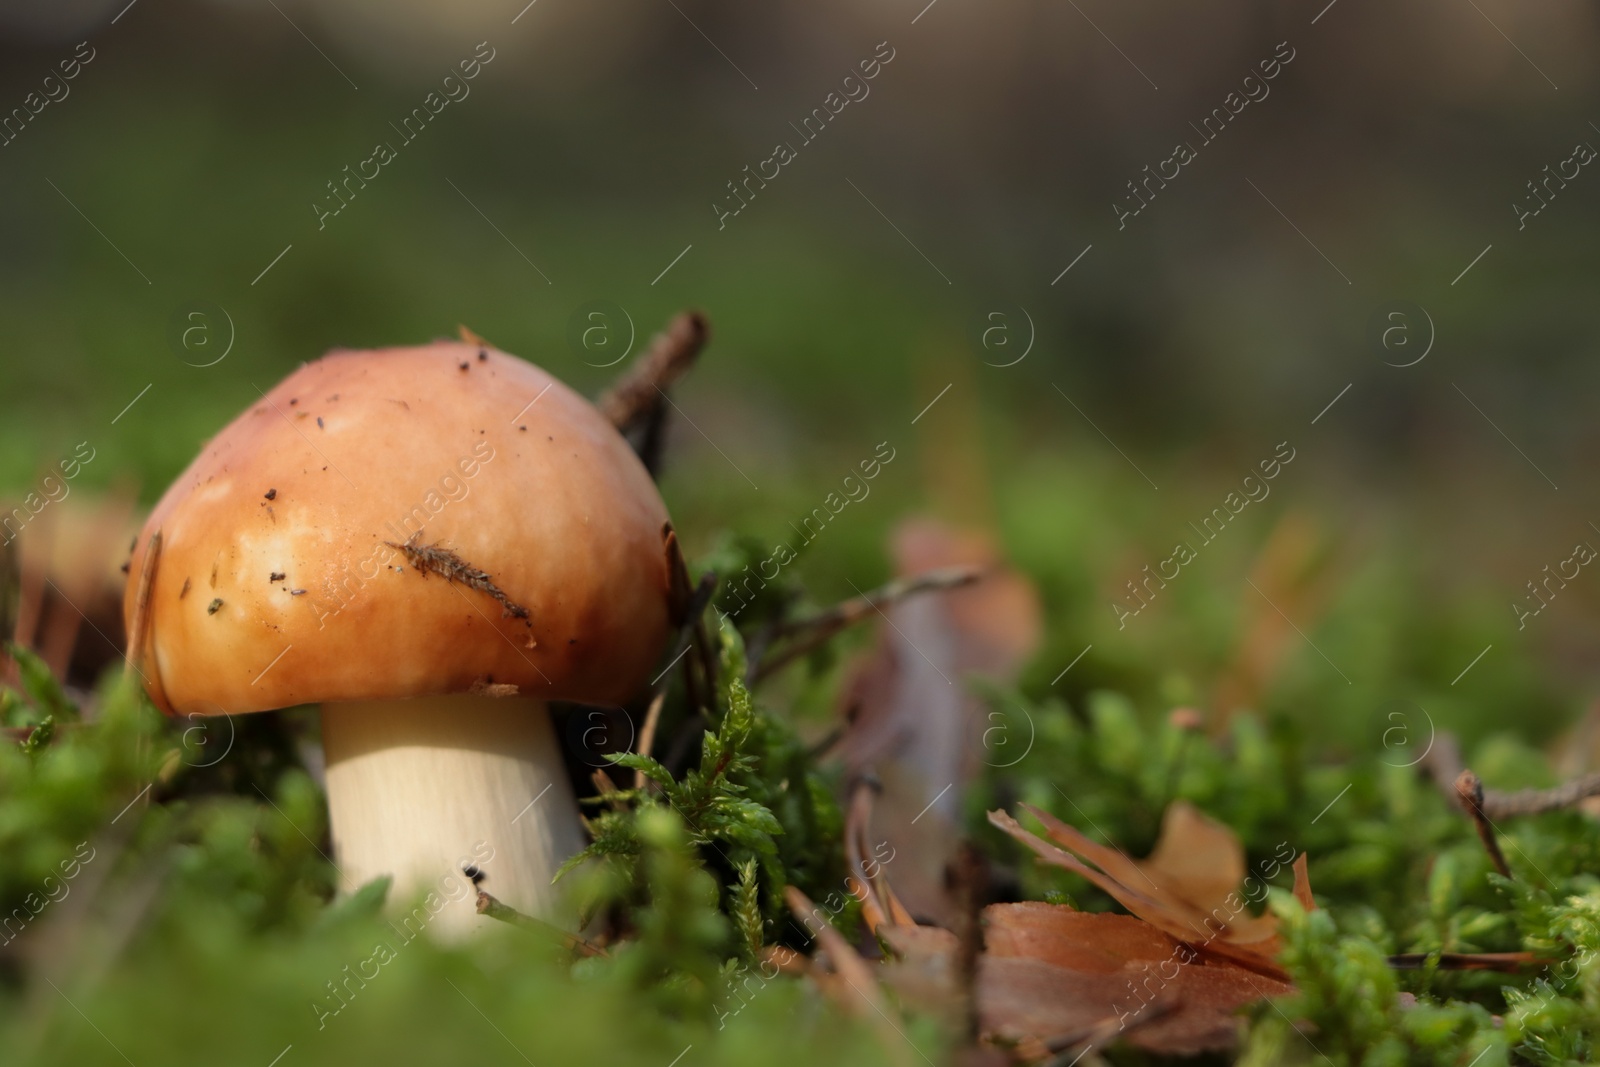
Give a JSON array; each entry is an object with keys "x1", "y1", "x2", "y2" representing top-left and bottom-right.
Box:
[
  {"x1": 179, "y1": 577, "x2": 190, "y2": 599},
  {"x1": 264, "y1": 488, "x2": 276, "y2": 500},
  {"x1": 519, "y1": 425, "x2": 527, "y2": 431},
  {"x1": 289, "y1": 398, "x2": 298, "y2": 406},
  {"x1": 207, "y1": 598, "x2": 224, "y2": 615},
  {"x1": 269, "y1": 571, "x2": 285, "y2": 582},
  {"x1": 316, "y1": 416, "x2": 324, "y2": 429},
  {"x1": 477, "y1": 348, "x2": 487, "y2": 361},
  {"x1": 290, "y1": 589, "x2": 306, "y2": 595},
  {"x1": 459, "y1": 361, "x2": 470, "y2": 371}
]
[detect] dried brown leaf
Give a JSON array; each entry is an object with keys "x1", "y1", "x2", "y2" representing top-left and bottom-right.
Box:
[
  {"x1": 988, "y1": 805, "x2": 1290, "y2": 980},
  {"x1": 1292, "y1": 853, "x2": 1315, "y2": 911},
  {"x1": 978, "y1": 902, "x2": 1293, "y2": 1057}
]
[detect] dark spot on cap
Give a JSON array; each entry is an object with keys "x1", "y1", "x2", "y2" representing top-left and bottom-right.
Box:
[
  {"x1": 180, "y1": 577, "x2": 191, "y2": 599},
  {"x1": 519, "y1": 425, "x2": 527, "y2": 431},
  {"x1": 289, "y1": 397, "x2": 298, "y2": 406},
  {"x1": 269, "y1": 571, "x2": 285, "y2": 582},
  {"x1": 477, "y1": 348, "x2": 487, "y2": 362},
  {"x1": 459, "y1": 361, "x2": 470, "y2": 371},
  {"x1": 568, "y1": 638, "x2": 576, "y2": 644},
  {"x1": 265, "y1": 488, "x2": 277, "y2": 500},
  {"x1": 316, "y1": 416, "x2": 324, "y2": 429},
  {"x1": 207, "y1": 598, "x2": 224, "y2": 615},
  {"x1": 290, "y1": 589, "x2": 307, "y2": 595},
  {"x1": 119, "y1": 561, "x2": 130, "y2": 574}
]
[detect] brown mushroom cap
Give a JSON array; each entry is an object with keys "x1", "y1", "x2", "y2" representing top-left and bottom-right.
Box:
[{"x1": 123, "y1": 342, "x2": 675, "y2": 716}]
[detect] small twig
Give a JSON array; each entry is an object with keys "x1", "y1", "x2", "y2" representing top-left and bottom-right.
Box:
[
  {"x1": 651, "y1": 563, "x2": 720, "y2": 778},
  {"x1": 1387, "y1": 951, "x2": 1540, "y2": 972},
  {"x1": 844, "y1": 775, "x2": 904, "y2": 934},
  {"x1": 658, "y1": 573, "x2": 716, "y2": 740},
  {"x1": 682, "y1": 555, "x2": 719, "y2": 722},
  {"x1": 750, "y1": 566, "x2": 984, "y2": 683},
  {"x1": 663, "y1": 523, "x2": 692, "y2": 627},
  {"x1": 632, "y1": 690, "x2": 667, "y2": 791},
  {"x1": 633, "y1": 398, "x2": 670, "y2": 475},
  {"x1": 1454, "y1": 771, "x2": 1513, "y2": 879},
  {"x1": 1472, "y1": 773, "x2": 1600, "y2": 819},
  {"x1": 690, "y1": 604, "x2": 717, "y2": 714},
  {"x1": 597, "y1": 311, "x2": 709, "y2": 433},
  {"x1": 661, "y1": 710, "x2": 708, "y2": 777},
  {"x1": 475, "y1": 890, "x2": 608, "y2": 957},
  {"x1": 1428, "y1": 729, "x2": 1600, "y2": 818}
]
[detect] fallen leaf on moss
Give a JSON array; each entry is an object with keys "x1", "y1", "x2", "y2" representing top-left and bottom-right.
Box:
[
  {"x1": 988, "y1": 803, "x2": 1297, "y2": 979},
  {"x1": 977, "y1": 902, "x2": 1294, "y2": 1057}
]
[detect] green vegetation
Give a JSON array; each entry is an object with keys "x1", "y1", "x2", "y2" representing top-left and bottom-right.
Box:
[{"x1": 5, "y1": 527, "x2": 1600, "y2": 1067}]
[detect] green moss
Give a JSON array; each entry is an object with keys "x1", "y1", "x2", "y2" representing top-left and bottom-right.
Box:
[{"x1": 7, "y1": 545, "x2": 1600, "y2": 1065}]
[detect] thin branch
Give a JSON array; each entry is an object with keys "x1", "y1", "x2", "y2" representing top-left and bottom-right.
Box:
[
  {"x1": 1472, "y1": 773, "x2": 1600, "y2": 819},
  {"x1": 750, "y1": 566, "x2": 984, "y2": 683},
  {"x1": 670, "y1": 574, "x2": 717, "y2": 716},
  {"x1": 1454, "y1": 771, "x2": 1513, "y2": 879},
  {"x1": 1427, "y1": 729, "x2": 1600, "y2": 819},
  {"x1": 632, "y1": 690, "x2": 667, "y2": 792},
  {"x1": 597, "y1": 311, "x2": 708, "y2": 433},
  {"x1": 1387, "y1": 951, "x2": 1539, "y2": 972},
  {"x1": 475, "y1": 890, "x2": 608, "y2": 957}
]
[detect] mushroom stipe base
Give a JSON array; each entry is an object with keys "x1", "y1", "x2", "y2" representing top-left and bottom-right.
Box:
[{"x1": 321, "y1": 694, "x2": 586, "y2": 939}]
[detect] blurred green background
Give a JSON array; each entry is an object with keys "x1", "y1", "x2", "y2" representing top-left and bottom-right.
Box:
[{"x1": 3, "y1": 0, "x2": 1600, "y2": 783}]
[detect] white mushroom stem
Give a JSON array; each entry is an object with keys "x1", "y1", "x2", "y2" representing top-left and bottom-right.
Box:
[{"x1": 320, "y1": 694, "x2": 586, "y2": 940}]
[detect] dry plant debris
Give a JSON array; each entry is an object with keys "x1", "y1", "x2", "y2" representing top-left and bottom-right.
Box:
[{"x1": 384, "y1": 531, "x2": 530, "y2": 620}]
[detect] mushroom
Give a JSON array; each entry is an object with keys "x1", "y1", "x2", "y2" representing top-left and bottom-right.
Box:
[{"x1": 122, "y1": 343, "x2": 675, "y2": 936}]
